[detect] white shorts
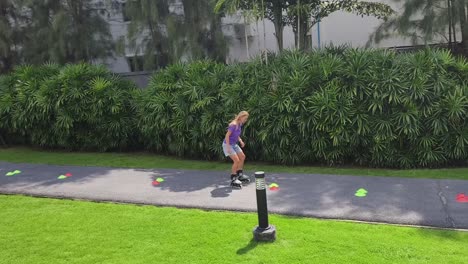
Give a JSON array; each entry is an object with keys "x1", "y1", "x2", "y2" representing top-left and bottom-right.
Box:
[{"x1": 222, "y1": 142, "x2": 243, "y2": 157}]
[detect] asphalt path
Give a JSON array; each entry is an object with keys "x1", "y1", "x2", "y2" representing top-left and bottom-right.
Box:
[{"x1": 1, "y1": 161, "x2": 467, "y2": 230}]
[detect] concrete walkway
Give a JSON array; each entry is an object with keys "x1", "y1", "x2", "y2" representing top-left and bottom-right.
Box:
[{"x1": 1, "y1": 161, "x2": 467, "y2": 230}]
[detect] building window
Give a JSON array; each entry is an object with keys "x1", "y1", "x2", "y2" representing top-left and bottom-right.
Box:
[
  {"x1": 121, "y1": 2, "x2": 131, "y2": 22},
  {"x1": 126, "y1": 56, "x2": 144, "y2": 72},
  {"x1": 126, "y1": 54, "x2": 169, "y2": 72}
]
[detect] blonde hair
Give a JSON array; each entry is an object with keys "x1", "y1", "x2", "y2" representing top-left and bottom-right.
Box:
[{"x1": 230, "y1": 110, "x2": 249, "y2": 124}]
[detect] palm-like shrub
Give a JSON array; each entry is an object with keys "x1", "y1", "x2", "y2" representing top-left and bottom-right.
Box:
[
  {"x1": 0, "y1": 64, "x2": 60, "y2": 145},
  {"x1": 1, "y1": 48, "x2": 467, "y2": 168},
  {"x1": 138, "y1": 48, "x2": 468, "y2": 168},
  {"x1": 136, "y1": 61, "x2": 231, "y2": 159},
  {"x1": 0, "y1": 63, "x2": 138, "y2": 151}
]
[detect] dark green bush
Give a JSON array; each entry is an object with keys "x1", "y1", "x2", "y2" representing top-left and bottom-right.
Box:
[
  {"x1": 0, "y1": 63, "x2": 138, "y2": 151},
  {"x1": 1, "y1": 49, "x2": 467, "y2": 168},
  {"x1": 0, "y1": 64, "x2": 60, "y2": 145},
  {"x1": 137, "y1": 49, "x2": 468, "y2": 168},
  {"x1": 135, "y1": 61, "x2": 231, "y2": 159}
]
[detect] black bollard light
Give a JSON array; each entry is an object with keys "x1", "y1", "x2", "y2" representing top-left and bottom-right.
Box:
[{"x1": 253, "y1": 171, "x2": 276, "y2": 242}]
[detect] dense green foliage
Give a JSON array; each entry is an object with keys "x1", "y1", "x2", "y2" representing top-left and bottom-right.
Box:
[
  {"x1": 0, "y1": 63, "x2": 137, "y2": 151},
  {"x1": 1, "y1": 49, "x2": 468, "y2": 168},
  {"x1": 137, "y1": 48, "x2": 468, "y2": 168}
]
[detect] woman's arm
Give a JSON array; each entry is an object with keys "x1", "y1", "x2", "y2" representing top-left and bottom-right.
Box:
[
  {"x1": 238, "y1": 137, "x2": 244, "y2": 147},
  {"x1": 225, "y1": 130, "x2": 232, "y2": 145}
]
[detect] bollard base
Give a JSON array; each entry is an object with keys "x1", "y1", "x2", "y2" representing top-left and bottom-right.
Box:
[{"x1": 253, "y1": 225, "x2": 276, "y2": 242}]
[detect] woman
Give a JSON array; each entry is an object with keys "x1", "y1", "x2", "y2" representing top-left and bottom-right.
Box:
[{"x1": 222, "y1": 111, "x2": 250, "y2": 188}]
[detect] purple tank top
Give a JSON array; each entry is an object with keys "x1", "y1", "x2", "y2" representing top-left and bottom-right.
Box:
[{"x1": 224, "y1": 124, "x2": 242, "y2": 145}]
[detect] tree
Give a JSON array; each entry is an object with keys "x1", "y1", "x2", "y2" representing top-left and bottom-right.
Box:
[
  {"x1": 215, "y1": 0, "x2": 259, "y2": 59},
  {"x1": 19, "y1": 0, "x2": 61, "y2": 65},
  {"x1": 286, "y1": 0, "x2": 395, "y2": 50},
  {"x1": 0, "y1": 0, "x2": 115, "y2": 72},
  {"x1": 123, "y1": 0, "x2": 227, "y2": 71},
  {"x1": 23, "y1": 0, "x2": 114, "y2": 64},
  {"x1": 62, "y1": 0, "x2": 114, "y2": 62},
  {"x1": 265, "y1": 0, "x2": 288, "y2": 51},
  {"x1": 368, "y1": 0, "x2": 468, "y2": 56},
  {"x1": 180, "y1": 0, "x2": 227, "y2": 62},
  {"x1": 122, "y1": 0, "x2": 171, "y2": 71},
  {"x1": 458, "y1": 0, "x2": 468, "y2": 54},
  {"x1": 217, "y1": 0, "x2": 394, "y2": 51},
  {"x1": 0, "y1": 0, "x2": 22, "y2": 73}
]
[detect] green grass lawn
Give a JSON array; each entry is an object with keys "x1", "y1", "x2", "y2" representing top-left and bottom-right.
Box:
[
  {"x1": 0, "y1": 147, "x2": 467, "y2": 180},
  {"x1": 1, "y1": 195, "x2": 467, "y2": 264}
]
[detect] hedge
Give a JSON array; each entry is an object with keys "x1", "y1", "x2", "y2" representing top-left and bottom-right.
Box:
[{"x1": 1, "y1": 49, "x2": 467, "y2": 168}]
